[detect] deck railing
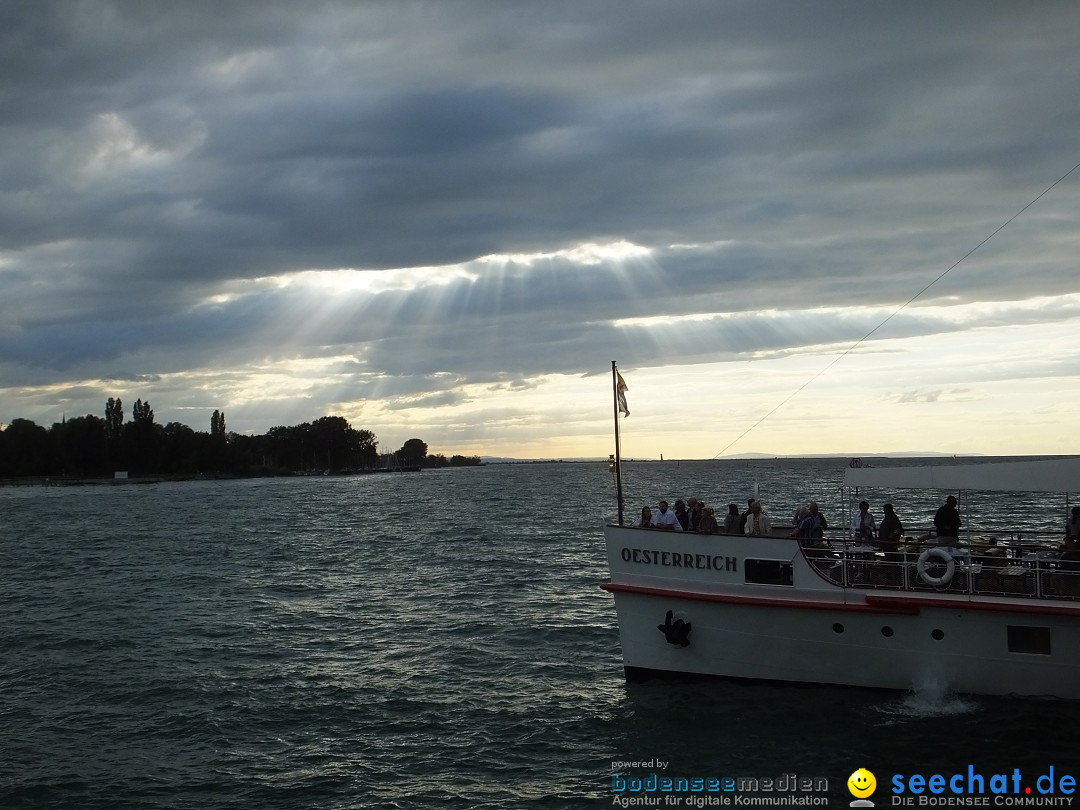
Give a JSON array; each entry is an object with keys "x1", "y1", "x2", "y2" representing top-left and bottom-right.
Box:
[{"x1": 802, "y1": 537, "x2": 1080, "y2": 601}]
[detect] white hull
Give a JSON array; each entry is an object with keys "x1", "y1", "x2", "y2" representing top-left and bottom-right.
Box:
[{"x1": 603, "y1": 525, "x2": 1080, "y2": 698}]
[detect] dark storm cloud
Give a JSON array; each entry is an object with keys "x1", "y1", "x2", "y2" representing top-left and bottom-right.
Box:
[{"x1": 3, "y1": 0, "x2": 1080, "y2": 431}]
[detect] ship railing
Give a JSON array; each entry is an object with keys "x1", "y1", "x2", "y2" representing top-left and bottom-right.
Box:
[{"x1": 800, "y1": 536, "x2": 1079, "y2": 601}]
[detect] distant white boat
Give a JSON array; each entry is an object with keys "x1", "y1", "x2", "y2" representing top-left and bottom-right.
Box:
[{"x1": 601, "y1": 456, "x2": 1080, "y2": 699}]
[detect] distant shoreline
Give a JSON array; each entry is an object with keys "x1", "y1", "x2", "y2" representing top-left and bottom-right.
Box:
[
  {"x1": 0, "y1": 467, "x2": 426, "y2": 487},
  {"x1": 6, "y1": 454, "x2": 1073, "y2": 486}
]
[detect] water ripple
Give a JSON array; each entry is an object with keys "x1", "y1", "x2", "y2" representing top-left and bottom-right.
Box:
[{"x1": 3, "y1": 461, "x2": 1079, "y2": 808}]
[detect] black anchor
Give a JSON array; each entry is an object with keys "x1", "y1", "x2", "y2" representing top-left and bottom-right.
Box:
[{"x1": 657, "y1": 610, "x2": 691, "y2": 647}]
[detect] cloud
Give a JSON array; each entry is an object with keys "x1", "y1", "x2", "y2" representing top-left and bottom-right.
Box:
[
  {"x1": 894, "y1": 388, "x2": 983, "y2": 405},
  {"x1": 3, "y1": 1, "x2": 1080, "y2": 455}
]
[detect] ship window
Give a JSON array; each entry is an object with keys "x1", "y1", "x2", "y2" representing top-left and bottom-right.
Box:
[
  {"x1": 744, "y1": 559, "x2": 793, "y2": 586},
  {"x1": 1007, "y1": 626, "x2": 1051, "y2": 655}
]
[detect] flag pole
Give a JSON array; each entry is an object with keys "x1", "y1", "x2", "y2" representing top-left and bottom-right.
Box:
[{"x1": 611, "y1": 360, "x2": 625, "y2": 525}]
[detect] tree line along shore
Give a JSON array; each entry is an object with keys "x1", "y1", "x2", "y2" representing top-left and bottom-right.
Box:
[{"x1": 0, "y1": 397, "x2": 482, "y2": 480}]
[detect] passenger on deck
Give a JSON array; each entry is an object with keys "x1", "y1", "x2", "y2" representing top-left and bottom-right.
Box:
[
  {"x1": 850, "y1": 500, "x2": 877, "y2": 541},
  {"x1": 1056, "y1": 536, "x2": 1080, "y2": 595},
  {"x1": 688, "y1": 499, "x2": 704, "y2": 532},
  {"x1": 1060, "y1": 536, "x2": 1080, "y2": 568},
  {"x1": 738, "y1": 498, "x2": 756, "y2": 534},
  {"x1": 634, "y1": 507, "x2": 654, "y2": 528},
  {"x1": 699, "y1": 507, "x2": 720, "y2": 534},
  {"x1": 744, "y1": 501, "x2": 772, "y2": 537},
  {"x1": 980, "y1": 537, "x2": 1008, "y2": 563},
  {"x1": 674, "y1": 499, "x2": 689, "y2": 531},
  {"x1": 652, "y1": 500, "x2": 683, "y2": 531},
  {"x1": 792, "y1": 501, "x2": 828, "y2": 539},
  {"x1": 1066, "y1": 506, "x2": 1080, "y2": 541},
  {"x1": 933, "y1": 495, "x2": 962, "y2": 540},
  {"x1": 792, "y1": 504, "x2": 809, "y2": 528},
  {"x1": 878, "y1": 503, "x2": 904, "y2": 559},
  {"x1": 723, "y1": 504, "x2": 740, "y2": 534}
]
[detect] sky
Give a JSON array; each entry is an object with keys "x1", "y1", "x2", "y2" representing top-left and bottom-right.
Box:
[{"x1": 2, "y1": 1, "x2": 1080, "y2": 460}]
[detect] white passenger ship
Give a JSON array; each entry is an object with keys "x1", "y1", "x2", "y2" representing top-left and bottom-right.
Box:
[{"x1": 601, "y1": 456, "x2": 1080, "y2": 699}]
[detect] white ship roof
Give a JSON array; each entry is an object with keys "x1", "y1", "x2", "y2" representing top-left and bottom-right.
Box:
[{"x1": 844, "y1": 456, "x2": 1080, "y2": 493}]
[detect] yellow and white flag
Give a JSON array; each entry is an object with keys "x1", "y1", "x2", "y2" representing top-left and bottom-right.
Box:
[{"x1": 616, "y1": 370, "x2": 630, "y2": 417}]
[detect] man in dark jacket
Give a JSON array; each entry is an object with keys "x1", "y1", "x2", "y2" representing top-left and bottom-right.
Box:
[{"x1": 933, "y1": 495, "x2": 961, "y2": 540}]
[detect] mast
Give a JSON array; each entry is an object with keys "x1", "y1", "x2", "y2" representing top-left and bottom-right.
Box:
[{"x1": 611, "y1": 360, "x2": 625, "y2": 525}]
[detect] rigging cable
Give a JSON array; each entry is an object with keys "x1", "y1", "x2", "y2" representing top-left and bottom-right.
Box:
[{"x1": 713, "y1": 159, "x2": 1080, "y2": 459}]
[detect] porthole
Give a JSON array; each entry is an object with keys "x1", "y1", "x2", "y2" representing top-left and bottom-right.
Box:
[
  {"x1": 881, "y1": 626, "x2": 894, "y2": 637},
  {"x1": 932, "y1": 629, "x2": 945, "y2": 641},
  {"x1": 832, "y1": 623, "x2": 844, "y2": 634}
]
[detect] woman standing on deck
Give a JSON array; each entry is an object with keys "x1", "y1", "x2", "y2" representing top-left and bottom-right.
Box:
[
  {"x1": 878, "y1": 503, "x2": 904, "y2": 559},
  {"x1": 1066, "y1": 505, "x2": 1080, "y2": 541},
  {"x1": 723, "y1": 504, "x2": 739, "y2": 534}
]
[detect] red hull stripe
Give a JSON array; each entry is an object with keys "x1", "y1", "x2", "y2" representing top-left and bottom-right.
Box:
[
  {"x1": 600, "y1": 582, "x2": 918, "y2": 615},
  {"x1": 601, "y1": 582, "x2": 1080, "y2": 618},
  {"x1": 863, "y1": 593, "x2": 1080, "y2": 618}
]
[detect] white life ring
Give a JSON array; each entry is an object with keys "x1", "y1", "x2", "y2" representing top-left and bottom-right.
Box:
[{"x1": 917, "y1": 547, "x2": 956, "y2": 587}]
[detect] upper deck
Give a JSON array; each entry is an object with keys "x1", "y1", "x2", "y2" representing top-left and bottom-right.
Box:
[
  {"x1": 605, "y1": 456, "x2": 1080, "y2": 608},
  {"x1": 604, "y1": 523, "x2": 1080, "y2": 606}
]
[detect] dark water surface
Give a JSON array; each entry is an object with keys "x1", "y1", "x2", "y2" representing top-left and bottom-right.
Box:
[{"x1": 3, "y1": 460, "x2": 1078, "y2": 808}]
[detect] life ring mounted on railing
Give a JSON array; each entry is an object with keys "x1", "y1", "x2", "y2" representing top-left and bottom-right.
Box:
[{"x1": 916, "y1": 547, "x2": 956, "y2": 587}]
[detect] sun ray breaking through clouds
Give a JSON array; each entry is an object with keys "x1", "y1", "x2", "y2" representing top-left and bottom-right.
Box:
[{"x1": 3, "y1": 1, "x2": 1080, "y2": 457}]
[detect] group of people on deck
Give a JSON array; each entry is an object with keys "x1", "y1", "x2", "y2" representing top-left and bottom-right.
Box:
[
  {"x1": 630, "y1": 493, "x2": 945, "y2": 549},
  {"x1": 819, "y1": 496, "x2": 956, "y2": 554},
  {"x1": 841, "y1": 495, "x2": 984, "y2": 553},
  {"x1": 631, "y1": 495, "x2": 1080, "y2": 572},
  {"x1": 634, "y1": 497, "x2": 814, "y2": 537},
  {"x1": 633, "y1": 499, "x2": 723, "y2": 533}
]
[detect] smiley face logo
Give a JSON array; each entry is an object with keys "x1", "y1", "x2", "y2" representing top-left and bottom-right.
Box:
[{"x1": 847, "y1": 768, "x2": 877, "y2": 798}]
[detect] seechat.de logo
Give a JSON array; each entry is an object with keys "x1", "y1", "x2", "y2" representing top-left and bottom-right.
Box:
[{"x1": 848, "y1": 767, "x2": 877, "y2": 807}]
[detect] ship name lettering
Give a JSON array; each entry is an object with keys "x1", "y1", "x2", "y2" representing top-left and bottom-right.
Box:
[{"x1": 620, "y1": 547, "x2": 738, "y2": 572}]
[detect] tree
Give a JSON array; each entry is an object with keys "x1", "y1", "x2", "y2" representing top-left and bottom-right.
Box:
[
  {"x1": 132, "y1": 398, "x2": 154, "y2": 425},
  {"x1": 0, "y1": 403, "x2": 444, "y2": 478},
  {"x1": 310, "y1": 415, "x2": 378, "y2": 471},
  {"x1": 1, "y1": 419, "x2": 53, "y2": 476},
  {"x1": 266, "y1": 424, "x2": 301, "y2": 470},
  {"x1": 162, "y1": 422, "x2": 198, "y2": 473},
  {"x1": 355, "y1": 428, "x2": 378, "y2": 469},
  {"x1": 105, "y1": 397, "x2": 124, "y2": 440},
  {"x1": 395, "y1": 438, "x2": 428, "y2": 468},
  {"x1": 122, "y1": 398, "x2": 160, "y2": 473},
  {"x1": 104, "y1": 397, "x2": 124, "y2": 469},
  {"x1": 207, "y1": 409, "x2": 228, "y2": 471},
  {"x1": 53, "y1": 415, "x2": 108, "y2": 476},
  {"x1": 449, "y1": 454, "x2": 483, "y2": 467}
]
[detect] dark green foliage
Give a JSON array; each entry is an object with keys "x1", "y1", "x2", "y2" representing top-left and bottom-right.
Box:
[
  {"x1": 210, "y1": 410, "x2": 226, "y2": 437},
  {"x1": 1, "y1": 399, "x2": 463, "y2": 478},
  {"x1": 0, "y1": 418, "x2": 54, "y2": 476},
  {"x1": 54, "y1": 415, "x2": 109, "y2": 476},
  {"x1": 105, "y1": 397, "x2": 124, "y2": 439},
  {"x1": 395, "y1": 438, "x2": 428, "y2": 467},
  {"x1": 131, "y1": 399, "x2": 154, "y2": 425},
  {"x1": 449, "y1": 454, "x2": 483, "y2": 467}
]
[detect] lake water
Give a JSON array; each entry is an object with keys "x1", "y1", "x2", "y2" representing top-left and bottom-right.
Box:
[{"x1": 2, "y1": 459, "x2": 1078, "y2": 809}]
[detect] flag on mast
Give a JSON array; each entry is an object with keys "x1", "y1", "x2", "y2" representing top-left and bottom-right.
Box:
[{"x1": 616, "y1": 370, "x2": 630, "y2": 417}]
